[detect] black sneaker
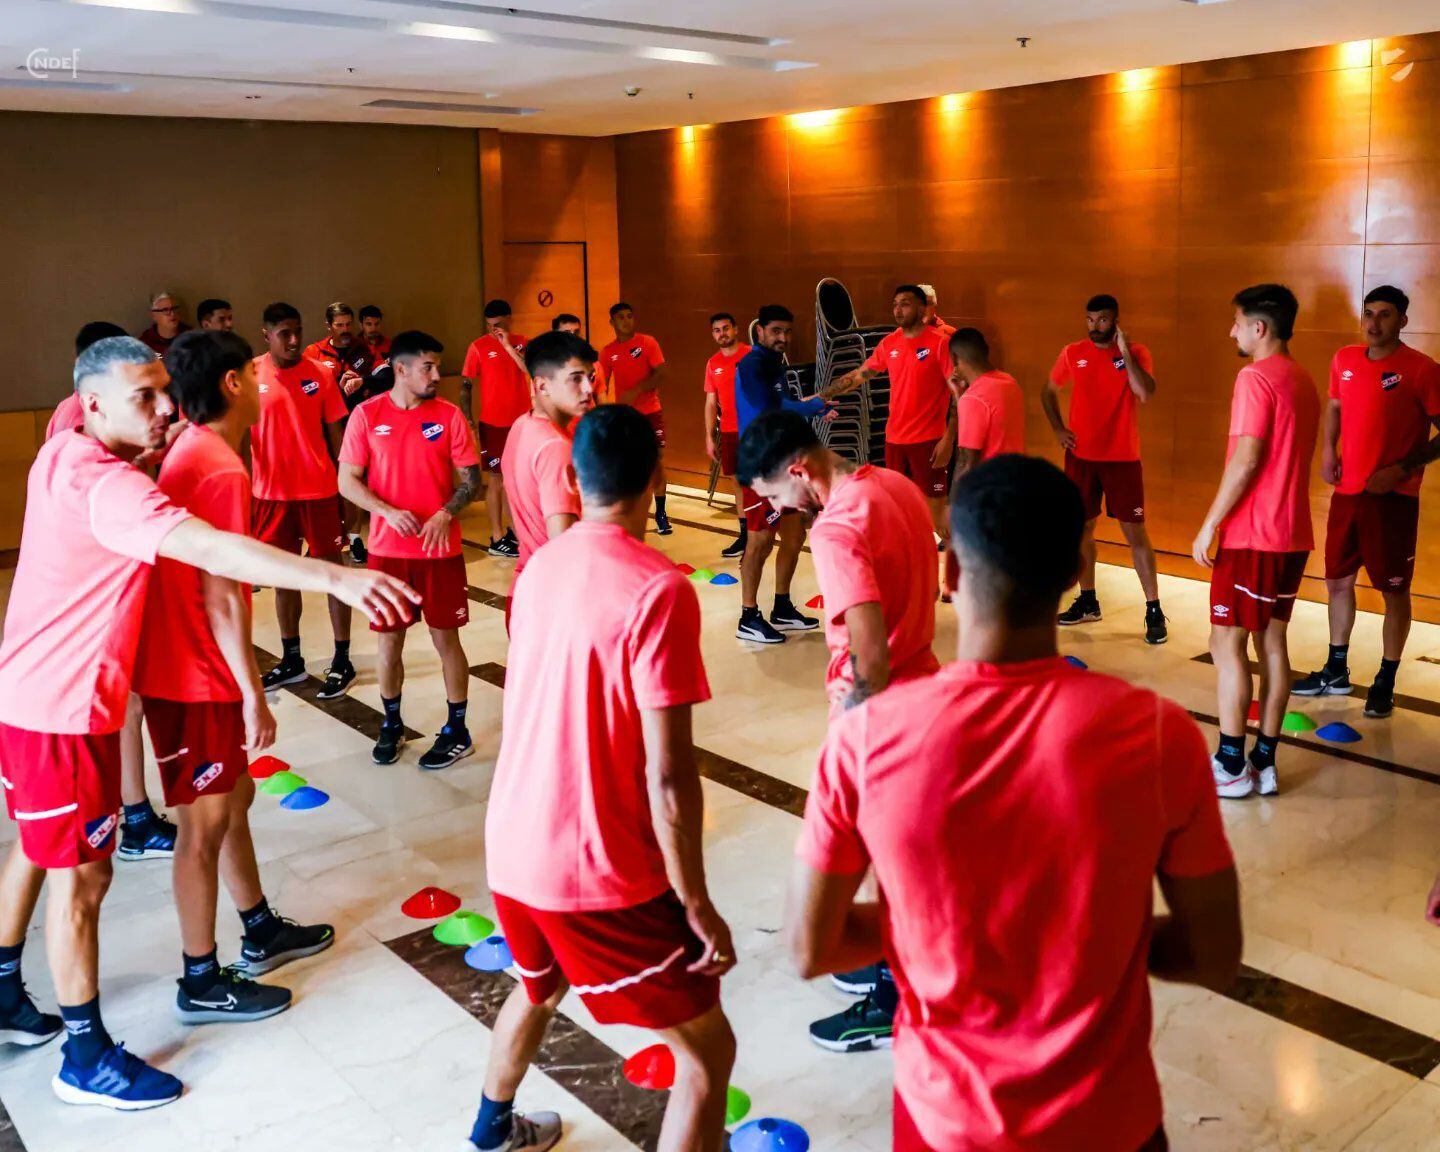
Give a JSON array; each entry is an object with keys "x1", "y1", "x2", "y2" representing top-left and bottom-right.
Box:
[
  {"x1": 174, "y1": 967, "x2": 292, "y2": 1025},
  {"x1": 770, "y1": 601, "x2": 819, "y2": 632},
  {"x1": 117, "y1": 814, "x2": 177, "y2": 862},
  {"x1": 234, "y1": 917, "x2": 335, "y2": 977},
  {"x1": 1058, "y1": 595, "x2": 1101, "y2": 626},
  {"x1": 261, "y1": 654, "x2": 308, "y2": 691},
  {"x1": 315, "y1": 662, "x2": 356, "y2": 701},
  {"x1": 736, "y1": 613, "x2": 785, "y2": 645},
  {"x1": 808, "y1": 990, "x2": 894, "y2": 1053},
  {"x1": 372, "y1": 723, "x2": 404, "y2": 765},
  {"x1": 348, "y1": 534, "x2": 367, "y2": 565},
  {"x1": 655, "y1": 512, "x2": 674, "y2": 536},
  {"x1": 1144, "y1": 605, "x2": 1168, "y2": 646},
  {"x1": 487, "y1": 536, "x2": 519, "y2": 559},
  {"x1": 831, "y1": 964, "x2": 881, "y2": 996},
  {"x1": 721, "y1": 535, "x2": 747, "y2": 559},
  {"x1": 418, "y1": 728, "x2": 474, "y2": 771},
  {"x1": 1364, "y1": 680, "x2": 1395, "y2": 719},
  {"x1": 1292, "y1": 667, "x2": 1352, "y2": 696},
  {"x1": 0, "y1": 987, "x2": 62, "y2": 1048}
]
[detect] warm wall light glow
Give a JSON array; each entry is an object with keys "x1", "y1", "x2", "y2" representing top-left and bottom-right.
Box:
[
  {"x1": 789, "y1": 108, "x2": 843, "y2": 129},
  {"x1": 681, "y1": 125, "x2": 696, "y2": 143},
  {"x1": 1340, "y1": 39, "x2": 1372, "y2": 69},
  {"x1": 1118, "y1": 67, "x2": 1162, "y2": 92},
  {"x1": 938, "y1": 92, "x2": 971, "y2": 113}
]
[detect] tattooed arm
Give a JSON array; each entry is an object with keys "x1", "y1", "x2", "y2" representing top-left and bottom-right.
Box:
[
  {"x1": 415, "y1": 464, "x2": 481, "y2": 556},
  {"x1": 841, "y1": 601, "x2": 891, "y2": 710}
]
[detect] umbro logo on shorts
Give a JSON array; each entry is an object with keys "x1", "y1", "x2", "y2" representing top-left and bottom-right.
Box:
[
  {"x1": 1134, "y1": 507, "x2": 1144, "y2": 516},
  {"x1": 916, "y1": 348, "x2": 931, "y2": 361},
  {"x1": 1389, "y1": 576, "x2": 1404, "y2": 586},
  {"x1": 193, "y1": 762, "x2": 223, "y2": 792},
  {"x1": 455, "y1": 607, "x2": 467, "y2": 619},
  {"x1": 375, "y1": 424, "x2": 392, "y2": 436},
  {"x1": 1381, "y1": 371, "x2": 1402, "y2": 391},
  {"x1": 301, "y1": 380, "x2": 320, "y2": 395},
  {"x1": 1212, "y1": 604, "x2": 1230, "y2": 618},
  {"x1": 85, "y1": 813, "x2": 118, "y2": 850},
  {"x1": 421, "y1": 422, "x2": 445, "y2": 441},
  {"x1": 334, "y1": 536, "x2": 344, "y2": 547}
]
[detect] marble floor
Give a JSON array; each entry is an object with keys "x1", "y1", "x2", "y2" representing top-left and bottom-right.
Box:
[{"x1": 5, "y1": 488, "x2": 1440, "y2": 1150}]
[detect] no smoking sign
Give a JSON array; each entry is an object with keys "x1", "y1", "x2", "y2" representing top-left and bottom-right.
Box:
[{"x1": 538, "y1": 290, "x2": 553, "y2": 307}]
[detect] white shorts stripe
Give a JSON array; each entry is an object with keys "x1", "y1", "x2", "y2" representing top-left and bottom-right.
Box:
[
  {"x1": 1233, "y1": 583, "x2": 1277, "y2": 603},
  {"x1": 154, "y1": 747, "x2": 190, "y2": 764},
  {"x1": 571, "y1": 946, "x2": 687, "y2": 996},
  {"x1": 14, "y1": 803, "x2": 78, "y2": 821},
  {"x1": 512, "y1": 959, "x2": 556, "y2": 980}
]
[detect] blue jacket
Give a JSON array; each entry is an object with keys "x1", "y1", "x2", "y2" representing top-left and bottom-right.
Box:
[{"x1": 734, "y1": 343, "x2": 827, "y2": 435}]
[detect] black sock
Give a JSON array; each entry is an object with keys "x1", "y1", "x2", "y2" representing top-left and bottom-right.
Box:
[
  {"x1": 122, "y1": 799, "x2": 156, "y2": 828},
  {"x1": 381, "y1": 695, "x2": 402, "y2": 727},
  {"x1": 470, "y1": 1094, "x2": 515, "y2": 1151},
  {"x1": 1250, "y1": 734, "x2": 1278, "y2": 770},
  {"x1": 239, "y1": 897, "x2": 282, "y2": 946},
  {"x1": 774, "y1": 593, "x2": 794, "y2": 611},
  {"x1": 1216, "y1": 733, "x2": 1245, "y2": 773},
  {"x1": 445, "y1": 700, "x2": 468, "y2": 732},
  {"x1": 1146, "y1": 599, "x2": 1162, "y2": 613},
  {"x1": 180, "y1": 949, "x2": 220, "y2": 996},
  {"x1": 740, "y1": 605, "x2": 761, "y2": 621},
  {"x1": 1375, "y1": 658, "x2": 1400, "y2": 687},
  {"x1": 332, "y1": 640, "x2": 352, "y2": 668},
  {"x1": 872, "y1": 961, "x2": 898, "y2": 1016},
  {"x1": 0, "y1": 942, "x2": 23, "y2": 1012},
  {"x1": 1080, "y1": 588, "x2": 1099, "y2": 604},
  {"x1": 1327, "y1": 644, "x2": 1349, "y2": 673},
  {"x1": 736, "y1": 519, "x2": 747, "y2": 539},
  {"x1": 655, "y1": 494, "x2": 668, "y2": 518},
  {"x1": 282, "y1": 636, "x2": 302, "y2": 662},
  {"x1": 59, "y1": 997, "x2": 111, "y2": 1067}
]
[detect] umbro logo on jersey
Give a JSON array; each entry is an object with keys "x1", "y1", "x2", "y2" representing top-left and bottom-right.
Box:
[
  {"x1": 889, "y1": 349, "x2": 901, "y2": 358},
  {"x1": 629, "y1": 347, "x2": 644, "y2": 359},
  {"x1": 1341, "y1": 370, "x2": 1354, "y2": 380},
  {"x1": 301, "y1": 380, "x2": 320, "y2": 395},
  {"x1": 375, "y1": 424, "x2": 392, "y2": 436},
  {"x1": 487, "y1": 350, "x2": 499, "y2": 359},
  {"x1": 713, "y1": 366, "x2": 724, "y2": 374},
  {"x1": 85, "y1": 813, "x2": 117, "y2": 850},
  {"x1": 916, "y1": 348, "x2": 932, "y2": 361},
  {"x1": 259, "y1": 384, "x2": 270, "y2": 393},
  {"x1": 192, "y1": 762, "x2": 223, "y2": 792},
  {"x1": 1381, "y1": 371, "x2": 1402, "y2": 391},
  {"x1": 421, "y1": 422, "x2": 445, "y2": 441},
  {"x1": 1077, "y1": 358, "x2": 1089, "y2": 368}
]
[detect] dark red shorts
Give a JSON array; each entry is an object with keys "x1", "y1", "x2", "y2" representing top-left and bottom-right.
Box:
[
  {"x1": 1324, "y1": 491, "x2": 1419, "y2": 592},
  {"x1": 885, "y1": 440, "x2": 948, "y2": 498},
  {"x1": 494, "y1": 889, "x2": 721, "y2": 1030},
  {"x1": 141, "y1": 698, "x2": 246, "y2": 808},
  {"x1": 478, "y1": 423, "x2": 510, "y2": 475},
  {"x1": 718, "y1": 431, "x2": 738, "y2": 477},
  {"x1": 367, "y1": 554, "x2": 470, "y2": 632},
  {"x1": 1065, "y1": 452, "x2": 1146, "y2": 523},
  {"x1": 740, "y1": 485, "x2": 783, "y2": 533},
  {"x1": 646, "y1": 410, "x2": 667, "y2": 451},
  {"x1": 894, "y1": 1093, "x2": 1168, "y2": 1152},
  {"x1": 0, "y1": 723, "x2": 121, "y2": 869},
  {"x1": 252, "y1": 496, "x2": 344, "y2": 559},
  {"x1": 1210, "y1": 548, "x2": 1309, "y2": 632}
]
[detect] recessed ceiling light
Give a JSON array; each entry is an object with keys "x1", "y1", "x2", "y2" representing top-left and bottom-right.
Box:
[{"x1": 364, "y1": 98, "x2": 536, "y2": 114}]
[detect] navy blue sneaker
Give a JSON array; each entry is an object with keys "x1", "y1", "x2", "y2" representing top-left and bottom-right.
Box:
[
  {"x1": 117, "y1": 814, "x2": 177, "y2": 862},
  {"x1": 0, "y1": 989, "x2": 62, "y2": 1048},
  {"x1": 808, "y1": 990, "x2": 894, "y2": 1052},
  {"x1": 52, "y1": 1043, "x2": 183, "y2": 1110}
]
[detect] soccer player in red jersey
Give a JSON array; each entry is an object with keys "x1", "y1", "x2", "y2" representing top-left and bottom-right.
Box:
[
  {"x1": 1193, "y1": 285, "x2": 1320, "y2": 799},
  {"x1": 48, "y1": 323, "x2": 126, "y2": 442},
  {"x1": 359, "y1": 304, "x2": 390, "y2": 359},
  {"x1": 134, "y1": 331, "x2": 334, "y2": 1024},
  {"x1": 304, "y1": 301, "x2": 381, "y2": 410},
  {"x1": 789, "y1": 454, "x2": 1240, "y2": 1152},
  {"x1": 837, "y1": 285, "x2": 956, "y2": 541},
  {"x1": 461, "y1": 299, "x2": 530, "y2": 560},
  {"x1": 0, "y1": 336, "x2": 413, "y2": 1107},
  {"x1": 138, "y1": 290, "x2": 190, "y2": 356},
  {"x1": 471, "y1": 405, "x2": 736, "y2": 1152},
  {"x1": 1293, "y1": 284, "x2": 1440, "y2": 718},
  {"x1": 339, "y1": 331, "x2": 482, "y2": 770},
  {"x1": 197, "y1": 298, "x2": 234, "y2": 332},
  {"x1": 600, "y1": 302, "x2": 673, "y2": 535},
  {"x1": 1043, "y1": 294, "x2": 1167, "y2": 644},
  {"x1": 250, "y1": 302, "x2": 358, "y2": 699},
  {"x1": 703, "y1": 312, "x2": 752, "y2": 559}
]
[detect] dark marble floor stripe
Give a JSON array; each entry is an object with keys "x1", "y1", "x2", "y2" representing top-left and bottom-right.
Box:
[
  {"x1": 465, "y1": 585, "x2": 508, "y2": 611},
  {"x1": 384, "y1": 929, "x2": 667, "y2": 1149},
  {"x1": 0, "y1": 1096, "x2": 27, "y2": 1152},
  {"x1": 253, "y1": 645, "x2": 422, "y2": 741},
  {"x1": 1190, "y1": 651, "x2": 1440, "y2": 721}
]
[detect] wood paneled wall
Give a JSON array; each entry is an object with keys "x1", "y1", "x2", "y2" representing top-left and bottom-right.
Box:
[{"x1": 614, "y1": 33, "x2": 1440, "y2": 615}]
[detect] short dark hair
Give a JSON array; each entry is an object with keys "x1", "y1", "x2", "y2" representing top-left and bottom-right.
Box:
[
  {"x1": 894, "y1": 284, "x2": 927, "y2": 304},
  {"x1": 74, "y1": 321, "x2": 127, "y2": 356},
  {"x1": 756, "y1": 304, "x2": 794, "y2": 327},
  {"x1": 949, "y1": 327, "x2": 989, "y2": 363},
  {"x1": 571, "y1": 405, "x2": 658, "y2": 504},
  {"x1": 262, "y1": 301, "x2": 301, "y2": 328},
  {"x1": 526, "y1": 330, "x2": 597, "y2": 378},
  {"x1": 1232, "y1": 283, "x2": 1299, "y2": 342},
  {"x1": 609, "y1": 301, "x2": 633, "y2": 318},
  {"x1": 359, "y1": 304, "x2": 383, "y2": 322},
  {"x1": 483, "y1": 299, "x2": 512, "y2": 320},
  {"x1": 1085, "y1": 294, "x2": 1119, "y2": 314},
  {"x1": 709, "y1": 312, "x2": 736, "y2": 327},
  {"x1": 388, "y1": 329, "x2": 443, "y2": 363},
  {"x1": 950, "y1": 455, "x2": 1084, "y2": 627},
  {"x1": 325, "y1": 301, "x2": 355, "y2": 324},
  {"x1": 736, "y1": 410, "x2": 820, "y2": 488},
  {"x1": 551, "y1": 313, "x2": 582, "y2": 330},
  {"x1": 1363, "y1": 284, "x2": 1409, "y2": 315},
  {"x1": 164, "y1": 330, "x2": 254, "y2": 425},
  {"x1": 196, "y1": 298, "x2": 231, "y2": 325}
]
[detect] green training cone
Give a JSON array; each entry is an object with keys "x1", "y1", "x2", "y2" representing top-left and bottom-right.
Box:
[
  {"x1": 433, "y1": 910, "x2": 496, "y2": 946},
  {"x1": 688, "y1": 568, "x2": 717, "y2": 583},
  {"x1": 726, "y1": 1086, "x2": 752, "y2": 1126},
  {"x1": 258, "y1": 770, "x2": 307, "y2": 796},
  {"x1": 1281, "y1": 711, "x2": 1317, "y2": 733}
]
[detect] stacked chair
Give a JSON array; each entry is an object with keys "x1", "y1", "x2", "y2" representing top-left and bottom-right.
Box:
[{"x1": 813, "y1": 277, "x2": 891, "y2": 465}]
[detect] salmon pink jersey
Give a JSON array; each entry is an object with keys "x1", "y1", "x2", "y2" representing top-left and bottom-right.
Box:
[
  {"x1": 339, "y1": 393, "x2": 478, "y2": 560},
  {"x1": 500, "y1": 411, "x2": 581, "y2": 574},
  {"x1": 462, "y1": 333, "x2": 531, "y2": 428},
  {"x1": 1220, "y1": 354, "x2": 1320, "y2": 553},
  {"x1": 799, "y1": 658, "x2": 1233, "y2": 1152},
  {"x1": 1050, "y1": 339, "x2": 1152, "y2": 462},
  {"x1": 133, "y1": 424, "x2": 249, "y2": 703},
  {"x1": 46, "y1": 393, "x2": 84, "y2": 441},
  {"x1": 865, "y1": 328, "x2": 954, "y2": 445},
  {"x1": 250, "y1": 355, "x2": 348, "y2": 502},
  {"x1": 954, "y1": 370, "x2": 1027, "y2": 460},
  {"x1": 485, "y1": 522, "x2": 711, "y2": 912},
  {"x1": 600, "y1": 334, "x2": 665, "y2": 416},
  {"x1": 0, "y1": 432, "x2": 191, "y2": 734},
  {"x1": 1329, "y1": 343, "x2": 1440, "y2": 498},
  {"x1": 704, "y1": 345, "x2": 750, "y2": 434},
  {"x1": 809, "y1": 466, "x2": 939, "y2": 712}
]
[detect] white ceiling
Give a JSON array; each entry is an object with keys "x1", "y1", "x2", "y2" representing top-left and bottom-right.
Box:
[{"x1": 2, "y1": 0, "x2": 1438, "y2": 136}]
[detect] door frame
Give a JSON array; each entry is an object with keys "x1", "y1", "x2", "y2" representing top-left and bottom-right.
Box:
[{"x1": 500, "y1": 240, "x2": 591, "y2": 341}]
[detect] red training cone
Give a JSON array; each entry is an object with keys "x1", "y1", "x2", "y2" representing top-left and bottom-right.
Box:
[
  {"x1": 806, "y1": 595, "x2": 824, "y2": 609},
  {"x1": 623, "y1": 1043, "x2": 675, "y2": 1090},
  {"x1": 675, "y1": 562, "x2": 696, "y2": 575},
  {"x1": 249, "y1": 755, "x2": 290, "y2": 780},
  {"x1": 401, "y1": 887, "x2": 462, "y2": 919}
]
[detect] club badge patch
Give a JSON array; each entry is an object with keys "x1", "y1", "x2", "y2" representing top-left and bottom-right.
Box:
[
  {"x1": 1381, "y1": 371, "x2": 1402, "y2": 391},
  {"x1": 421, "y1": 422, "x2": 445, "y2": 441},
  {"x1": 85, "y1": 813, "x2": 117, "y2": 850},
  {"x1": 192, "y1": 762, "x2": 224, "y2": 792},
  {"x1": 301, "y1": 380, "x2": 320, "y2": 395}
]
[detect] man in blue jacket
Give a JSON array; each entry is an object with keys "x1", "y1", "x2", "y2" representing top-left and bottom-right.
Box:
[{"x1": 733, "y1": 304, "x2": 836, "y2": 644}]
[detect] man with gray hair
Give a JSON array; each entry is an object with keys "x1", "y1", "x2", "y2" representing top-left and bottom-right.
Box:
[
  {"x1": 0, "y1": 336, "x2": 417, "y2": 1110},
  {"x1": 139, "y1": 291, "x2": 190, "y2": 356}
]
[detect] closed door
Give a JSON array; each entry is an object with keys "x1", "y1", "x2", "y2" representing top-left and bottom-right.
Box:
[{"x1": 501, "y1": 242, "x2": 588, "y2": 342}]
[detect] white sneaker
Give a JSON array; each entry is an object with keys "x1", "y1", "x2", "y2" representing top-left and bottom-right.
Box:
[
  {"x1": 1212, "y1": 756, "x2": 1254, "y2": 799},
  {"x1": 1256, "y1": 764, "x2": 1278, "y2": 796},
  {"x1": 463, "y1": 1112, "x2": 563, "y2": 1152}
]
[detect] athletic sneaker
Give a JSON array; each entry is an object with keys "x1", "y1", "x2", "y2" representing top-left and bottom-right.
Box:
[
  {"x1": 1144, "y1": 605, "x2": 1168, "y2": 646},
  {"x1": 316, "y1": 662, "x2": 356, "y2": 701},
  {"x1": 721, "y1": 536, "x2": 746, "y2": 559},
  {"x1": 372, "y1": 723, "x2": 404, "y2": 765},
  {"x1": 655, "y1": 512, "x2": 674, "y2": 536},
  {"x1": 117, "y1": 815, "x2": 177, "y2": 862},
  {"x1": 770, "y1": 602, "x2": 819, "y2": 632},
  {"x1": 831, "y1": 964, "x2": 881, "y2": 996},
  {"x1": 808, "y1": 991, "x2": 894, "y2": 1053},
  {"x1": 1292, "y1": 667, "x2": 1352, "y2": 696},
  {"x1": 234, "y1": 918, "x2": 335, "y2": 977},
  {"x1": 349, "y1": 534, "x2": 368, "y2": 565},
  {"x1": 1364, "y1": 680, "x2": 1395, "y2": 719},
  {"x1": 261, "y1": 654, "x2": 308, "y2": 691},
  {"x1": 464, "y1": 1111, "x2": 564, "y2": 1152},
  {"x1": 487, "y1": 536, "x2": 519, "y2": 560},
  {"x1": 1057, "y1": 594, "x2": 1101, "y2": 626},
  {"x1": 1211, "y1": 756, "x2": 1255, "y2": 800},
  {"x1": 174, "y1": 967, "x2": 292, "y2": 1025},
  {"x1": 419, "y1": 729, "x2": 474, "y2": 771},
  {"x1": 52, "y1": 1043, "x2": 183, "y2": 1111},
  {"x1": 0, "y1": 989, "x2": 62, "y2": 1048},
  {"x1": 1255, "y1": 763, "x2": 1279, "y2": 797},
  {"x1": 736, "y1": 613, "x2": 785, "y2": 645}
]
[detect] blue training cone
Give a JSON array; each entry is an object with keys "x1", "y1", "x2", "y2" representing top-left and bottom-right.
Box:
[
  {"x1": 710, "y1": 573, "x2": 738, "y2": 586},
  {"x1": 464, "y1": 935, "x2": 514, "y2": 972},
  {"x1": 731, "y1": 1119, "x2": 810, "y2": 1152},
  {"x1": 280, "y1": 786, "x2": 329, "y2": 810},
  {"x1": 1064, "y1": 655, "x2": 1087, "y2": 670},
  {"x1": 1315, "y1": 722, "x2": 1361, "y2": 744}
]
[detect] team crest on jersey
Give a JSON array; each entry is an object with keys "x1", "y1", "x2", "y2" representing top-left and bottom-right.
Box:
[
  {"x1": 1077, "y1": 358, "x2": 1089, "y2": 368},
  {"x1": 192, "y1": 762, "x2": 223, "y2": 792},
  {"x1": 375, "y1": 424, "x2": 392, "y2": 436},
  {"x1": 629, "y1": 346, "x2": 644, "y2": 359},
  {"x1": 1112, "y1": 356, "x2": 1126, "y2": 370},
  {"x1": 301, "y1": 379, "x2": 320, "y2": 395},
  {"x1": 1381, "y1": 371, "x2": 1402, "y2": 391},
  {"x1": 916, "y1": 348, "x2": 932, "y2": 361},
  {"x1": 421, "y1": 422, "x2": 445, "y2": 441},
  {"x1": 85, "y1": 813, "x2": 117, "y2": 850}
]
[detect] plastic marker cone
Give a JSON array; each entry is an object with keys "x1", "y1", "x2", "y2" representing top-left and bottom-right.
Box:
[
  {"x1": 402, "y1": 887, "x2": 461, "y2": 919},
  {"x1": 675, "y1": 562, "x2": 696, "y2": 575},
  {"x1": 280, "y1": 786, "x2": 329, "y2": 811},
  {"x1": 1281, "y1": 711, "x2": 1318, "y2": 733},
  {"x1": 464, "y1": 935, "x2": 515, "y2": 972},
  {"x1": 731, "y1": 1118, "x2": 810, "y2": 1152},
  {"x1": 622, "y1": 1043, "x2": 675, "y2": 1090},
  {"x1": 725, "y1": 1086, "x2": 752, "y2": 1126},
  {"x1": 1064, "y1": 655, "x2": 1086, "y2": 670},
  {"x1": 433, "y1": 911, "x2": 495, "y2": 946},
  {"x1": 1248, "y1": 702, "x2": 1261, "y2": 722},
  {"x1": 806, "y1": 595, "x2": 824, "y2": 609},
  {"x1": 248, "y1": 755, "x2": 290, "y2": 779},
  {"x1": 688, "y1": 568, "x2": 717, "y2": 583},
  {"x1": 1316, "y1": 721, "x2": 1361, "y2": 744},
  {"x1": 258, "y1": 770, "x2": 307, "y2": 796},
  {"x1": 710, "y1": 573, "x2": 739, "y2": 586}
]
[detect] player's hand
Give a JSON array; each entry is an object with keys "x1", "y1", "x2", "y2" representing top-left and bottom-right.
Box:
[
  {"x1": 930, "y1": 438, "x2": 954, "y2": 469},
  {"x1": 1191, "y1": 522, "x2": 1217, "y2": 569},
  {"x1": 241, "y1": 691, "x2": 277, "y2": 752},
  {"x1": 819, "y1": 402, "x2": 839, "y2": 424},
  {"x1": 1426, "y1": 872, "x2": 1440, "y2": 926},
  {"x1": 1114, "y1": 326, "x2": 1130, "y2": 355},
  {"x1": 1053, "y1": 426, "x2": 1078, "y2": 452},
  {"x1": 418, "y1": 510, "x2": 453, "y2": 555},
  {"x1": 1366, "y1": 464, "x2": 1406, "y2": 495},
  {"x1": 705, "y1": 436, "x2": 717, "y2": 462},
  {"x1": 685, "y1": 901, "x2": 737, "y2": 978},
  {"x1": 494, "y1": 327, "x2": 510, "y2": 346},
  {"x1": 331, "y1": 568, "x2": 421, "y2": 628},
  {"x1": 383, "y1": 507, "x2": 423, "y2": 536},
  {"x1": 948, "y1": 369, "x2": 969, "y2": 400},
  {"x1": 1321, "y1": 453, "x2": 1342, "y2": 486},
  {"x1": 339, "y1": 370, "x2": 363, "y2": 396}
]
